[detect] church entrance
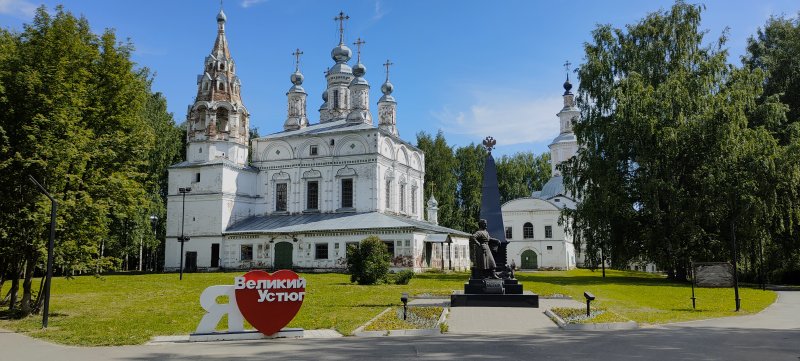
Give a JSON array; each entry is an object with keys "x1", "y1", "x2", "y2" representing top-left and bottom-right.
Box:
[
  {"x1": 274, "y1": 242, "x2": 293, "y2": 269},
  {"x1": 425, "y1": 242, "x2": 432, "y2": 267},
  {"x1": 521, "y1": 250, "x2": 538, "y2": 269}
]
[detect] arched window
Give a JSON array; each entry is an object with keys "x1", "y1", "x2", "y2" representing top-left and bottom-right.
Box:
[
  {"x1": 523, "y1": 222, "x2": 534, "y2": 239},
  {"x1": 216, "y1": 108, "x2": 229, "y2": 132}
]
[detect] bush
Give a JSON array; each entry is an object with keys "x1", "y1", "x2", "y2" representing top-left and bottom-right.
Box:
[
  {"x1": 346, "y1": 235, "x2": 391, "y2": 285},
  {"x1": 394, "y1": 269, "x2": 415, "y2": 285}
]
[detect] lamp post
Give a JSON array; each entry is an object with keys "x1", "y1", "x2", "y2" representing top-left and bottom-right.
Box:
[
  {"x1": 149, "y1": 215, "x2": 158, "y2": 272},
  {"x1": 400, "y1": 292, "x2": 409, "y2": 320},
  {"x1": 731, "y1": 219, "x2": 741, "y2": 311},
  {"x1": 28, "y1": 175, "x2": 56, "y2": 329},
  {"x1": 178, "y1": 187, "x2": 192, "y2": 280}
]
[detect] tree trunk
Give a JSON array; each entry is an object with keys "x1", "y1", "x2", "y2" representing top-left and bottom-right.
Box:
[
  {"x1": 8, "y1": 265, "x2": 20, "y2": 311},
  {"x1": 20, "y1": 254, "x2": 36, "y2": 316}
]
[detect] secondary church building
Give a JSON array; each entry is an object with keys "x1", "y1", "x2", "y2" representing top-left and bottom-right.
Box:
[
  {"x1": 165, "y1": 10, "x2": 470, "y2": 273},
  {"x1": 502, "y1": 78, "x2": 581, "y2": 270}
]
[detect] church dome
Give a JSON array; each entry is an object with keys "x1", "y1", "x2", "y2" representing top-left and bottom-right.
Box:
[
  {"x1": 563, "y1": 79, "x2": 573, "y2": 95},
  {"x1": 352, "y1": 62, "x2": 366, "y2": 77},
  {"x1": 381, "y1": 81, "x2": 394, "y2": 95},
  {"x1": 217, "y1": 9, "x2": 227, "y2": 23},
  {"x1": 537, "y1": 176, "x2": 566, "y2": 199},
  {"x1": 322, "y1": 90, "x2": 328, "y2": 101},
  {"x1": 290, "y1": 70, "x2": 304, "y2": 85},
  {"x1": 331, "y1": 44, "x2": 352, "y2": 63}
]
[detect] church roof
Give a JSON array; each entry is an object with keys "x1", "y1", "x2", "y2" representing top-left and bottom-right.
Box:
[
  {"x1": 170, "y1": 158, "x2": 258, "y2": 172},
  {"x1": 537, "y1": 176, "x2": 568, "y2": 200},
  {"x1": 261, "y1": 119, "x2": 374, "y2": 139},
  {"x1": 225, "y1": 211, "x2": 469, "y2": 236},
  {"x1": 549, "y1": 132, "x2": 577, "y2": 146}
]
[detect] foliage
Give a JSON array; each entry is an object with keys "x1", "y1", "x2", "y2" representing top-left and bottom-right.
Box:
[
  {"x1": 0, "y1": 270, "x2": 775, "y2": 346},
  {"x1": 418, "y1": 131, "x2": 550, "y2": 233},
  {"x1": 0, "y1": 5, "x2": 182, "y2": 315},
  {"x1": 346, "y1": 236, "x2": 391, "y2": 285},
  {"x1": 496, "y1": 151, "x2": 551, "y2": 204},
  {"x1": 561, "y1": 1, "x2": 788, "y2": 279},
  {"x1": 393, "y1": 269, "x2": 415, "y2": 285},
  {"x1": 416, "y1": 130, "x2": 458, "y2": 229},
  {"x1": 742, "y1": 13, "x2": 800, "y2": 284}
]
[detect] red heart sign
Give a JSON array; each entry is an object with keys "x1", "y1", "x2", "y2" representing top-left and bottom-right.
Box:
[{"x1": 234, "y1": 270, "x2": 306, "y2": 336}]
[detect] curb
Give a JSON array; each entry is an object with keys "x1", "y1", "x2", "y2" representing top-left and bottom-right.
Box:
[
  {"x1": 353, "y1": 307, "x2": 449, "y2": 337},
  {"x1": 544, "y1": 309, "x2": 638, "y2": 331}
]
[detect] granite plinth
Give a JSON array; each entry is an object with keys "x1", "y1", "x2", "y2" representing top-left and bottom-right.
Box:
[
  {"x1": 450, "y1": 290, "x2": 539, "y2": 308},
  {"x1": 463, "y1": 278, "x2": 523, "y2": 295}
]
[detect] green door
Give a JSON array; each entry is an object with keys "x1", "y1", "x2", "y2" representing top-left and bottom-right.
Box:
[
  {"x1": 521, "y1": 250, "x2": 538, "y2": 269},
  {"x1": 274, "y1": 242, "x2": 293, "y2": 269}
]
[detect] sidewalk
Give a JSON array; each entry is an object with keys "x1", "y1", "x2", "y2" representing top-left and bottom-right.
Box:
[{"x1": 447, "y1": 298, "x2": 583, "y2": 334}]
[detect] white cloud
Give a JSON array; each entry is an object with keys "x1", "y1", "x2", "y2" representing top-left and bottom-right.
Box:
[
  {"x1": 240, "y1": 0, "x2": 267, "y2": 9},
  {"x1": 0, "y1": 0, "x2": 38, "y2": 18},
  {"x1": 432, "y1": 90, "x2": 563, "y2": 146},
  {"x1": 372, "y1": 0, "x2": 387, "y2": 21}
]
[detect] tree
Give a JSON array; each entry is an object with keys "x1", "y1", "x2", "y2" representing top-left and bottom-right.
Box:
[
  {"x1": 743, "y1": 14, "x2": 800, "y2": 283},
  {"x1": 454, "y1": 143, "x2": 485, "y2": 232},
  {"x1": 346, "y1": 236, "x2": 391, "y2": 285},
  {"x1": 496, "y1": 152, "x2": 551, "y2": 204},
  {"x1": 0, "y1": 5, "x2": 172, "y2": 314},
  {"x1": 416, "y1": 130, "x2": 458, "y2": 230},
  {"x1": 561, "y1": 1, "x2": 785, "y2": 279}
]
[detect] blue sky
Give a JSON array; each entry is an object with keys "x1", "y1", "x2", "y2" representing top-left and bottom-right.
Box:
[{"x1": 1, "y1": 0, "x2": 798, "y2": 156}]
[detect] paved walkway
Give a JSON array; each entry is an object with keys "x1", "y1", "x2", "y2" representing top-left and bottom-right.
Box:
[
  {"x1": 0, "y1": 292, "x2": 797, "y2": 360},
  {"x1": 447, "y1": 298, "x2": 583, "y2": 334}
]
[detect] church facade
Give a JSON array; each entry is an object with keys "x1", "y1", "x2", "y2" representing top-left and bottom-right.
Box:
[
  {"x1": 165, "y1": 10, "x2": 471, "y2": 273},
  {"x1": 502, "y1": 78, "x2": 580, "y2": 270}
]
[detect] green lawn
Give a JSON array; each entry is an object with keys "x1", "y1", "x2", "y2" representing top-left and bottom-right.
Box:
[{"x1": 0, "y1": 269, "x2": 776, "y2": 346}]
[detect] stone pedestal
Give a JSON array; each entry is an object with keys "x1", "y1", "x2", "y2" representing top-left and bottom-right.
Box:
[{"x1": 452, "y1": 276, "x2": 538, "y2": 308}]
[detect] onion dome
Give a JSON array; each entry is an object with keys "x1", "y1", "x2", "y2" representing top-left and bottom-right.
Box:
[
  {"x1": 291, "y1": 70, "x2": 304, "y2": 85},
  {"x1": 217, "y1": 9, "x2": 227, "y2": 23}
]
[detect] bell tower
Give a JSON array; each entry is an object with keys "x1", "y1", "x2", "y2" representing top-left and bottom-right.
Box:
[{"x1": 185, "y1": 8, "x2": 250, "y2": 166}]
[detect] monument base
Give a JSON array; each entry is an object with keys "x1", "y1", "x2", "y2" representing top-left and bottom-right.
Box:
[{"x1": 450, "y1": 290, "x2": 539, "y2": 307}]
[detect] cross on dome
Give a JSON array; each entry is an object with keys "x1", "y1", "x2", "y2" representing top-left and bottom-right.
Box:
[
  {"x1": 353, "y1": 38, "x2": 366, "y2": 63},
  {"x1": 383, "y1": 59, "x2": 394, "y2": 82},
  {"x1": 563, "y1": 60, "x2": 572, "y2": 80},
  {"x1": 292, "y1": 48, "x2": 303, "y2": 72},
  {"x1": 334, "y1": 11, "x2": 350, "y2": 45}
]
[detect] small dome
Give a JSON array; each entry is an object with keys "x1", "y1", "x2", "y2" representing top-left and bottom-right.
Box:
[
  {"x1": 322, "y1": 91, "x2": 328, "y2": 102},
  {"x1": 381, "y1": 81, "x2": 394, "y2": 95},
  {"x1": 290, "y1": 70, "x2": 304, "y2": 85},
  {"x1": 352, "y1": 62, "x2": 366, "y2": 77},
  {"x1": 217, "y1": 9, "x2": 227, "y2": 23},
  {"x1": 331, "y1": 44, "x2": 352, "y2": 63},
  {"x1": 563, "y1": 79, "x2": 573, "y2": 94}
]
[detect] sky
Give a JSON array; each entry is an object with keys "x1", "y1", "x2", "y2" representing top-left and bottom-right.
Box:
[{"x1": 1, "y1": 0, "x2": 798, "y2": 157}]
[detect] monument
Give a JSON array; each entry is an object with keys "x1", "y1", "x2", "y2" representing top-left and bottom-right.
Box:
[{"x1": 450, "y1": 137, "x2": 539, "y2": 307}]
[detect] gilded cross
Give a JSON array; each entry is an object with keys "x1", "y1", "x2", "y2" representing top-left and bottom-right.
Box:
[
  {"x1": 353, "y1": 38, "x2": 366, "y2": 63},
  {"x1": 334, "y1": 11, "x2": 350, "y2": 45},
  {"x1": 383, "y1": 59, "x2": 394, "y2": 82},
  {"x1": 564, "y1": 60, "x2": 572, "y2": 80},
  {"x1": 292, "y1": 48, "x2": 303, "y2": 72}
]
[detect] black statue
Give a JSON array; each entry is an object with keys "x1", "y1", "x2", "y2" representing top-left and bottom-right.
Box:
[{"x1": 471, "y1": 219, "x2": 500, "y2": 279}]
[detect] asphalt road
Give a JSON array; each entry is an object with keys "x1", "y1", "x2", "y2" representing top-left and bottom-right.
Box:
[{"x1": 2, "y1": 292, "x2": 798, "y2": 361}]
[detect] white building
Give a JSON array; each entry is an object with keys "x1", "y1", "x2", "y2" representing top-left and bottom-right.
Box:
[
  {"x1": 165, "y1": 10, "x2": 470, "y2": 273},
  {"x1": 503, "y1": 77, "x2": 580, "y2": 270}
]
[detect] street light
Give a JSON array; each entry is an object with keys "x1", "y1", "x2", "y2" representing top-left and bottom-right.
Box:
[
  {"x1": 28, "y1": 175, "x2": 56, "y2": 329},
  {"x1": 178, "y1": 187, "x2": 192, "y2": 280},
  {"x1": 149, "y1": 215, "x2": 158, "y2": 272}
]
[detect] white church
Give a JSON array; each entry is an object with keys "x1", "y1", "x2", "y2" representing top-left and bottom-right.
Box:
[
  {"x1": 502, "y1": 77, "x2": 581, "y2": 270},
  {"x1": 165, "y1": 10, "x2": 471, "y2": 273}
]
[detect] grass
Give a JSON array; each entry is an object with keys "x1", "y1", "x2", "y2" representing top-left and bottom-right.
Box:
[
  {"x1": 0, "y1": 269, "x2": 776, "y2": 346},
  {"x1": 364, "y1": 306, "x2": 443, "y2": 331}
]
